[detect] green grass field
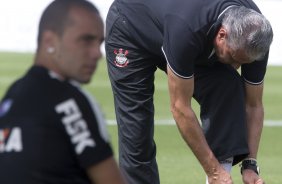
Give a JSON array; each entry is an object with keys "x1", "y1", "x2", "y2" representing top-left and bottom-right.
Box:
[{"x1": 1, "y1": 52, "x2": 282, "y2": 183}]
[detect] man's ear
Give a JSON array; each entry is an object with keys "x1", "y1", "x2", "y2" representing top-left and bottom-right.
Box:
[
  {"x1": 41, "y1": 30, "x2": 58, "y2": 54},
  {"x1": 215, "y1": 26, "x2": 227, "y2": 46},
  {"x1": 217, "y1": 26, "x2": 227, "y2": 40}
]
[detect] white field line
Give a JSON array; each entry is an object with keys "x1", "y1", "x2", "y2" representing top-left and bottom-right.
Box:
[{"x1": 107, "y1": 119, "x2": 282, "y2": 127}]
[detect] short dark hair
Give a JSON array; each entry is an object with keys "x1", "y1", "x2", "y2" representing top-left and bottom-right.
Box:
[{"x1": 37, "y1": 0, "x2": 99, "y2": 44}]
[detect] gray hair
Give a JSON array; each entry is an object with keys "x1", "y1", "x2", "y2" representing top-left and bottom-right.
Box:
[{"x1": 222, "y1": 6, "x2": 273, "y2": 60}]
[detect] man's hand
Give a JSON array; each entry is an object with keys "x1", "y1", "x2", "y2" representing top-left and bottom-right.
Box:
[
  {"x1": 242, "y1": 169, "x2": 265, "y2": 184},
  {"x1": 207, "y1": 166, "x2": 233, "y2": 184}
]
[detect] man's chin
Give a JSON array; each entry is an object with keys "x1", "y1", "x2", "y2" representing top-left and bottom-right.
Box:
[
  {"x1": 73, "y1": 77, "x2": 91, "y2": 84},
  {"x1": 218, "y1": 58, "x2": 230, "y2": 64}
]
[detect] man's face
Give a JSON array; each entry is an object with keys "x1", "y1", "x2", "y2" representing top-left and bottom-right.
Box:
[
  {"x1": 53, "y1": 7, "x2": 104, "y2": 83},
  {"x1": 214, "y1": 28, "x2": 254, "y2": 69},
  {"x1": 215, "y1": 44, "x2": 253, "y2": 69}
]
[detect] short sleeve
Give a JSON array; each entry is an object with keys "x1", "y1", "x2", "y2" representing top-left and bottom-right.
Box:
[
  {"x1": 76, "y1": 93, "x2": 113, "y2": 169},
  {"x1": 241, "y1": 52, "x2": 269, "y2": 85},
  {"x1": 162, "y1": 14, "x2": 204, "y2": 79},
  {"x1": 55, "y1": 94, "x2": 113, "y2": 169}
]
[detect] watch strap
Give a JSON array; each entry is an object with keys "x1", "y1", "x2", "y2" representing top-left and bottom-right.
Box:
[{"x1": 240, "y1": 159, "x2": 260, "y2": 175}]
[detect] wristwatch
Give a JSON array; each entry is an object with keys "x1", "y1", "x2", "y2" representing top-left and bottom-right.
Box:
[{"x1": 240, "y1": 159, "x2": 260, "y2": 175}]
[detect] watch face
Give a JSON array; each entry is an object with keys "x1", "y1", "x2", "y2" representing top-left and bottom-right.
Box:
[
  {"x1": 244, "y1": 159, "x2": 257, "y2": 165},
  {"x1": 241, "y1": 159, "x2": 260, "y2": 175}
]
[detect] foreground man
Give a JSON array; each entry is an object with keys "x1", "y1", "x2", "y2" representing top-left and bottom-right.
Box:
[{"x1": 0, "y1": 0, "x2": 126, "y2": 184}]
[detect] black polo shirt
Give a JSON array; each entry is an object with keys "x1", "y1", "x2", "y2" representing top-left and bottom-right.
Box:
[
  {"x1": 0, "y1": 66, "x2": 113, "y2": 184},
  {"x1": 116, "y1": 0, "x2": 268, "y2": 84}
]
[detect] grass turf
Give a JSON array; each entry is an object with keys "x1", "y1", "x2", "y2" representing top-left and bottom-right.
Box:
[
  {"x1": 108, "y1": 125, "x2": 282, "y2": 183},
  {"x1": 0, "y1": 51, "x2": 281, "y2": 120}
]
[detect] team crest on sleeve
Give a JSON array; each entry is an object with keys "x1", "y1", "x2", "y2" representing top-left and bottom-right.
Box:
[{"x1": 114, "y1": 48, "x2": 129, "y2": 67}]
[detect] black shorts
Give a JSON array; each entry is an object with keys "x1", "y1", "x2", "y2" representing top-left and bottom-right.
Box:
[{"x1": 194, "y1": 62, "x2": 249, "y2": 165}]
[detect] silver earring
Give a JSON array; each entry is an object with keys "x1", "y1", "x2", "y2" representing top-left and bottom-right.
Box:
[{"x1": 47, "y1": 47, "x2": 55, "y2": 54}]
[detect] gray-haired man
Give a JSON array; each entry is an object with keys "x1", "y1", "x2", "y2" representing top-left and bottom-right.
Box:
[{"x1": 105, "y1": 0, "x2": 273, "y2": 183}]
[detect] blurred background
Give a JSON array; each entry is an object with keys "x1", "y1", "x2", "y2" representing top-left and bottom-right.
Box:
[{"x1": 0, "y1": 0, "x2": 281, "y2": 65}]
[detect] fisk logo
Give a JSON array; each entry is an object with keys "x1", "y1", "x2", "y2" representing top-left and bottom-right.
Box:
[
  {"x1": 0, "y1": 127, "x2": 23, "y2": 153},
  {"x1": 55, "y1": 99, "x2": 95, "y2": 155}
]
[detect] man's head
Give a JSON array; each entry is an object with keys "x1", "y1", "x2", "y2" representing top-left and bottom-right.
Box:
[
  {"x1": 36, "y1": 0, "x2": 104, "y2": 84},
  {"x1": 214, "y1": 6, "x2": 273, "y2": 68}
]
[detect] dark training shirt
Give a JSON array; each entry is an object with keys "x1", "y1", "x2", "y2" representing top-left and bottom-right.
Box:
[
  {"x1": 116, "y1": 0, "x2": 268, "y2": 84},
  {"x1": 0, "y1": 66, "x2": 113, "y2": 184}
]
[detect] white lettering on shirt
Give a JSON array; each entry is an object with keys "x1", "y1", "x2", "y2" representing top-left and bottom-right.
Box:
[
  {"x1": 55, "y1": 99, "x2": 95, "y2": 154},
  {"x1": 0, "y1": 127, "x2": 23, "y2": 153}
]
